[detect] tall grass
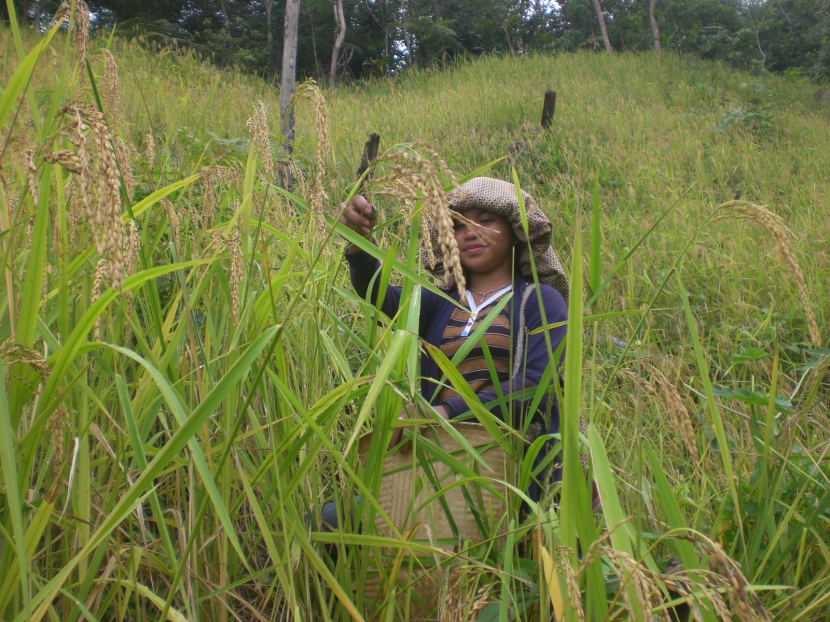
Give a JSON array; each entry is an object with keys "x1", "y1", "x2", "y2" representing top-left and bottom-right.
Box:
[{"x1": 1, "y1": 8, "x2": 829, "y2": 622}]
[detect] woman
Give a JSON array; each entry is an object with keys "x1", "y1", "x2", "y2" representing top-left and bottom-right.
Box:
[{"x1": 339, "y1": 176, "x2": 569, "y2": 502}]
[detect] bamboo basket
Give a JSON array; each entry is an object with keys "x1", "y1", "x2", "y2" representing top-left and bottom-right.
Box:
[{"x1": 357, "y1": 422, "x2": 512, "y2": 620}]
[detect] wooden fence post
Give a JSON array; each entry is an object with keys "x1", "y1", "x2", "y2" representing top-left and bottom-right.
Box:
[{"x1": 541, "y1": 90, "x2": 556, "y2": 130}]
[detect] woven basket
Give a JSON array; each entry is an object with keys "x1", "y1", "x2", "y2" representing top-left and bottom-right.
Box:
[{"x1": 357, "y1": 422, "x2": 512, "y2": 619}]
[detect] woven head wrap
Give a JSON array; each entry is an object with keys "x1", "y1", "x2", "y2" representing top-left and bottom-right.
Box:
[{"x1": 423, "y1": 177, "x2": 570, "y2": 304}]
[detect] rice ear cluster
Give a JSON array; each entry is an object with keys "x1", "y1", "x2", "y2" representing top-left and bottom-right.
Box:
[
  {"x1": 702, "y1": 540, "x2": 769, "y2": 622},
  {"x1": 0, "y1": 339, "x2": 51, "y2": 385},
  {"x1": 91, "y1": 258, "x2": 108, "y2": 341},
  {"x1": 53, "y1": 0, "x2": 90, "y2": 68},
  {"x1": 230, "y1": 223, "x2": 244, "y2": 323},
  {"x1": 246, "y1": 100, "x2": 275, "y2": 181},
  {"x1": 50, "y1": 103, "x2": 124, "y2": 290},
  {"x1": 97, "y1": 50, "x2": 121, "y2": 127},
  {"x1": 647, "y1": 364, "x2": 699, "y2": 462},
  {"x1": 46, "y1": 406, "x2": 69, "y2": 478},
  {"x1": 716, "y1": 201, "x2": 820, "y2": 347},
  {"x1": 293, "y1": 81, "x2": 330, "y2": 223},
  {"x1": 24, "y1": 149, "x2": 38, "y2": 206},
  {"x1": 369, "y1": 144, "x2": 466, "y2": 296},
  {"x1": 556, "y1": 548, "x2": 586, "y2": 622},
  {"x1": 439, "y1": 566, "x2": 492, "y2": 622},
  {"x1": 144, "y1": 133, "x2": 156, "y2": 166}
]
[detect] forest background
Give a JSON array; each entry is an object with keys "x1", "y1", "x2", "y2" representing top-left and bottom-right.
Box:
[{"x1": 3, "y1": 0, "x2": 830, "y2": 85}]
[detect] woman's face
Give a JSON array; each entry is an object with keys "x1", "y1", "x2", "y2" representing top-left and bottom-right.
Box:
[{"x1": 453, "y1": 209, "x2": 515, "y2": 276}]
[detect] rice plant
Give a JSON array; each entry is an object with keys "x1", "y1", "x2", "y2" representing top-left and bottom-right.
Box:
[{"x1": 1, "y1": 5, "x2": 828, "y2": 622}]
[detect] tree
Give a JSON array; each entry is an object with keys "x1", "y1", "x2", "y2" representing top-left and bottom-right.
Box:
[
  {"x1": 265, "y1": 0, "x2": 276, "y2": 44},
  {"x1": 330, "y1": 0, "x2": 346, "y2": 86},
  {"x1": 649, "y1": 0, "x2": 661, "y2": 51},
  {"x1": 280, "y1": 0, "x2": 301, "y2": 189},
  {"x1": 591, "y1": 0, "x2": 612, "y2": 54}
]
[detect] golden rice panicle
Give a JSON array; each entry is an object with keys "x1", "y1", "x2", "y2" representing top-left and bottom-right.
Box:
[
  {"x1": 91, "y1": 258, "x2": 108, "y2": 341},
  {"x1": 0, "y1": 339, "x2": 51, "y2": 384},
  {"x1": 718, "y1": 201, "x2": 820, "y2": 347},
  {"x1": 700, "y1": 538, "x2": 769, "y2": 622},
  {"x1": 24, "y1": 149, "x2": 38, "y2": 206},
  {"x1": 144, "y1": 133, "x2": 156, "y2": 167},
  {"x1": 114, "y1": 137, "x2": 134, "y2": 201},
  {"x1": 370, "y1": 146, "x2": 465, "y2": 296},
  {"x1": 46, "y1": 406, "x2": 69, "y2": 479},
  {"x1": 98, "y1": 49, "x2": 121, "y2": 127},
  {"x1": 604, "y1": 547, "x2": 674, "y2": 622},
  {"x1": 88, "y1": 109, "x2": 124, "y2": 290},
  {"x1": 246, "y1": 100, "x2": 275, "y2": 181},
  {"x1": 294, "y1": 81, "x2": 330, "y2": 219},
  {"x1": 55, "y1": 104, "x2": 123, "y2": 289},
  {"x1": 555, "y1": 548, "x2": 585, "y2": 622},
  {"x1": 439, "y1": 566, "x2": 492, "y2": 622},
  {"x1": 54, "y1": 0, "x2": 90, "y2": 68},
  {"x1": 230, "y1": 222, "x2": 244, "y2": 323},
  {"x1": 648, "y1": 364, "x2": 699, "y2": 463}
]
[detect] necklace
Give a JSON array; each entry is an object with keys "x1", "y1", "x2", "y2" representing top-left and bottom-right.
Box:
[
  {"x1": 469, "y1": 283, "x2": 513, "y2": 298},
  {"x1": 459, "y1": 284, "x2": 513, "y2": 337}
]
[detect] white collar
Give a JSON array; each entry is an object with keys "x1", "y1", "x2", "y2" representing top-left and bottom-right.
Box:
[{"x1": 464, "y1": 284, "x2": 513, "y2": 315}]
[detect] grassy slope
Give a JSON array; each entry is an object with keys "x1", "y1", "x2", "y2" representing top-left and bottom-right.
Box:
[{"x1": 2, "y1": 24, "x2": 830, "y2": 620}]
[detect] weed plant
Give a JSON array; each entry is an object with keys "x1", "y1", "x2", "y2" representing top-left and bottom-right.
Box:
[{"x1": 1, "y1": 7, "x2": 829, "y2": 622}]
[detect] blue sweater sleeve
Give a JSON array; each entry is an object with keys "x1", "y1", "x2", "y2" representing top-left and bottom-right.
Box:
[
  {"x1": 439, "y1": 284, "x2": 568, "y2": 422},
  {"x1": 343, "y1": 248, "x2": 402, "y2": 319}
]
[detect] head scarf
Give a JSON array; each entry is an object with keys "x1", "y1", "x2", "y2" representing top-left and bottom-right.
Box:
[{"x1": 423, "y1": 177, "x2": 570, "y2": 304}]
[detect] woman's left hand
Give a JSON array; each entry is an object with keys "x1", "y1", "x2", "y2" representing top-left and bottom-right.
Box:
[{"x1": 388, "y1": 404, "x2": 449, "y2": 454}]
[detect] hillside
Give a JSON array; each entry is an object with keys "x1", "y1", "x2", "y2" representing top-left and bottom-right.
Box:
[{"x1": 2, "y1": 22, "x2": 829, "y2": 622}]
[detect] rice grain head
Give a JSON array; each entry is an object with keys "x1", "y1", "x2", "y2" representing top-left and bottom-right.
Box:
[
  {"x1": 230, "y1": 222, "x2": 243, "y2": 323},
  {"x1": 556, "y1": 548, "x2": 585, "y2": 622},
  {"x1": 369, "y1": 145, "x2": 465, "y2": 296},
  {"x1": 702, "y1": 539, "x2": 769, "y2": 622},
  {"x1": 114, "y1": 137, "x2": 134, "y2": 201},
  {"x1": 293, "y1": 81, "x2": 330, "y2": 221},
  {"x1": 24, "y1": 149, "x2": 38, "y2": 206},
  {"x1": 46, "y1": 406, "x2": 69, "y2": 478},
  {"x1": 647, "y1": 364, "x2": 699, "y2": 463},
  {"x1": 246, "y1": 100, "x2": 275, "y2": 181},
  {"x1": 55, "y1": 104, "x2": 124, "y2": 290},
  {"x1": 91, "y1": 258, "x2": 108, "y2": 342},
  {"x1": 54, "y1": 0, "x2": 90, "y2": 69},
  {"x1": 97, "y1": 50, "x2": 121, "y2": 128},
  {"x1": 716, "y1": 201, "x2": 820, "y2": 347},
  {"x1": 144, "y1": 133, "x2": 156, "y2": 167}
]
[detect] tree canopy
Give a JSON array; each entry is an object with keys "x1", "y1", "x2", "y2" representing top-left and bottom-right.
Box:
[{"x1": 7, "y1": 0, "x2": 830, "y2": 83}]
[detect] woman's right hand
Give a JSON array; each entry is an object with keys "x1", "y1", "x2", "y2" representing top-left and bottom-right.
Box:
[{"x1": 338, "y1": 195, "x2": 377, "y2": 252}]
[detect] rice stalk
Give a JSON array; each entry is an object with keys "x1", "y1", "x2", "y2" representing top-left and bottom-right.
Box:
[
  {"x1": 97, "y1": 50, "x2": 121, "y2": 127},
  {"x1": 715, "y1": 201, "x2": 820, "y2": 347},
  {"x1": 46, "y1": 406, "x2": 69, "y2": 478},
  {"x1": 24, "y1": 148, "x2": 38, "y2": 206},
  {"x1": 246, "y1": 100, "x2": 275, "y2": 181},
  {"x1": 230, "y1": 222, "x2": 243, "y2": 323},
  {"x1": 91, "y1": 258, "x2": 107, "y2": 341},
  {"x1": 647, "y1": 363, "x2": 700, "y2": 463},
  {"x1": 556, "y1": 547, "x2": 585, "y2": 622},
  {"x1": 52, "y1": 104, "x2": 124, "y2": 289},
  {"x1": 293, "y1": 81, "x2": 330, "y2": 223},
  {"x1": 144, "y1": 132, "x2": 156, "y2": 166},
  {"x1": 53, "y1": 0, "x2": 90, "y2": 69},
  {"x1": 125, "y1": 220, "x2": 140, "y2": 315},
  {"x1": 369, "y1": 144, "x2": 465, "y2": 295}
]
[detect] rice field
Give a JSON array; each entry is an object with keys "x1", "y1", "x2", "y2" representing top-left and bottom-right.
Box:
[{"x1": 1, "y1": 8, "x2": 829, "y2": 622}]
